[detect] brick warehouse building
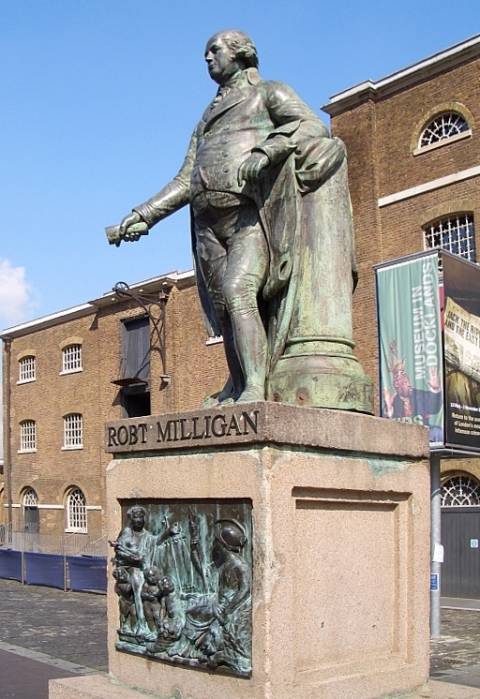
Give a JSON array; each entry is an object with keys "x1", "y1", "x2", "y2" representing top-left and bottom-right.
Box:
[
  {"x1": 2, "y1": 34, "x2": 480, "y2": 594},
  {"x1": 323, "y1": 34, "x2": 480, "y2": 597},
  {"x1": 0, "y1": 272, "x2": 227, "y2": 542}
]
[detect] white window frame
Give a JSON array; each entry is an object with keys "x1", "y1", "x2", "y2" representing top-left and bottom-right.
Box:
[
  {"x1": 61, "y1": 344, "x2": 83, "y2": 375},
  {"x1": 62, "y1": 413, "x2": 83, "y2": 450},
  {"x1": 65, "y1": 488, "x2": 87, "y2": 533},
  {"x1": 418, "y1": 111, "x2": 470, "y2": 152},
  {"x1": 18, "y1": 356, "x2": 36, "y2": 384},
  {"x1": 423, "y1": 213, "x2": 476, "y2": 266},
  {"x1": 441, "y1": 474, "x2": 480, "y2": 508},
  {"x1": 19, "y1": 420, "x2": 37, "y2": 453},
  {"x1": 23, "y1": 488, "x2": 38, "y2": 507}
]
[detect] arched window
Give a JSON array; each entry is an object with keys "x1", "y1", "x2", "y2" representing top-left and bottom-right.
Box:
[
  {"x1": 423, "y1": 213, "x2": 476, "y2": 263},
  {"x1": 63, "y1": 413, "x2": 83, "y2": 448},
  {"x1": 441, "y1": 473, "x2": 480, "y2": 507},
  {"x1": 19, "y1": 420, "x2": 37, "y2": 451},
  {"x1": 22, "y1": 488, "x2": 39, "y2": 534},
  {"x1": 23, "y1": 488, "x2": 38, "y2": 507},
  {"x1": 66, "y1": 488, "x2": 87, "y2": 532},
  {"x1": 18, "y1": 356, "x2": 36, "y2": 382},
  {"x1": 62, "y1": 344, "x2": 82, "y2": 373},
  {"x1": 419, "y1": 111, "x2": 470, "y2": 149}
]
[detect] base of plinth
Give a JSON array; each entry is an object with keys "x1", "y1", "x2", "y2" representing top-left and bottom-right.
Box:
[
  {"x1": 49, "y1": 675, "x2": 479, "y2": 699},
  {"x1": 268, "y1": 351, "x2": 373, "y2": 412}
]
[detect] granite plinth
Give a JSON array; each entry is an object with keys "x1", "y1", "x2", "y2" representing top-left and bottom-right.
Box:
[
  {"x1": 60, "y1": 404, "x2": 431, "y2": 699},
  {"x1": 105, "y1": 401, "x2": 427, "y2": 457},
  {"x1": 49, "y1": 676, "x2": 480, "y2": 699}
]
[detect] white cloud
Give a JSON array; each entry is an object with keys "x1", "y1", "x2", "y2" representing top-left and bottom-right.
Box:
[
  {"x1": 0, "y1": 258, "x2": 34, "y2": 327},
  {"x1": 0, "y1": 258, "x2": 34, "y2": 459}
]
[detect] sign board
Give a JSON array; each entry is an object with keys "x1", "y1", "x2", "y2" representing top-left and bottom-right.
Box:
[
  {"x1": 443, "y1": 253, "x2": 480, "y2": 451},
  {"x1": 376, "y1": 250, "x2": 480, "y2": 453},
  {"x1": 376, "y1": 252, "x2": 444, "y2": 447}
]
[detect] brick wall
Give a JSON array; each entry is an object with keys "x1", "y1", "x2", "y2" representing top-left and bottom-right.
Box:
[
  {"x1": 2, "y1": 277, "x2": 228, "y2": 538},
  {"x1": 331, "y1": 56, "x2": 480, "y2": 395},
  {"x1": 331, "y1": 53, "x2": 480, "y2": 477}
]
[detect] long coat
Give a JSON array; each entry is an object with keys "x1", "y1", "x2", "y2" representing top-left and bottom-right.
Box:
[{"x1": 134, "y1": 68, "x2": 348, "y2": 367}]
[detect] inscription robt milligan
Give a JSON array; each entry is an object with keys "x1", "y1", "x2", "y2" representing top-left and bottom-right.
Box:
[{"x1": 106, "y1": 408, "x2": 260, "y2": 453}]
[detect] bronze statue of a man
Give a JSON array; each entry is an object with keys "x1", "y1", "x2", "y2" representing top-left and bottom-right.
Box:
[{"x1": 111, "y1": 30, "x2": 372, "y2": 412}]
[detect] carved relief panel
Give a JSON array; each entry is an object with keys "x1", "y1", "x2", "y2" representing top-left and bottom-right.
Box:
[{"x1": 111, "y1": 499, "x2": 252, "y2": 677}]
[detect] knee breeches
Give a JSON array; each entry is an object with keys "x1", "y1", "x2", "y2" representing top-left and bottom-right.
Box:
[{"x1": 193, "y1": 193, "x2": 269, "y2": 317}]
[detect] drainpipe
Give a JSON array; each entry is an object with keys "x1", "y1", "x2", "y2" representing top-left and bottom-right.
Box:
[
  {"x1": 3, "y1": 337, "x2": 13, "y2": 533},
  {"x1": 430, "y1": 453, "x2": 442, "y2": 637}
]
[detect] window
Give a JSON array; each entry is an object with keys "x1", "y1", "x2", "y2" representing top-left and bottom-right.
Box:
[
  {"x1": 62, "y1": 344, "x2": 82, "y2": 373},
  {"x1": 119, "y1": 316, "x2": 151, "y2": 417},
  {"x1": 424, "y1": 214, "x2": 476, "y2": 264},
  {"x1": 22, "y1": 488, "x2": 39, "y2": 534},
  {"x1": 20, "y1": 420, "x2": 36, "y2": 452},
  {"x1": 23, "y1": 488, "x2": 38, "y2": 507},
  {"x1": 66, "y1": 488, "x2": 87, "y2": 532},
  {"x1": 419, "y1": 111, "x2": 469, "y2": 149},
  {"x1": 63, "y1": 413, "x2": 83, "y2": 449},
  {"x1": 18, "y1": 356, "x2": 36, "y2": 382},
  {"x1": 441, "y1": 473, "x2": 480, "y2": 507}
]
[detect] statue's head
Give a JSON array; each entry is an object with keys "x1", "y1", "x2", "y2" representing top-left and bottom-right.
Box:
[
  {"x1": 113, "y1": 566, "x2": 128, "y2": 583},
  {"x1": 212, "y1": 518, "x2": 247, "y2": 566},
  {"x1": 145, "y1": 566, "x2": 160, "y2": 584},
  {"x1": 127, "y1": 504, "x2": 147, "y2": 530},
  {"x1": 161, "y1": 575, "x2": 175, "y2": 594},
  {"x1": 205, "y1": 30, "x2": 258, "y2": 85}
]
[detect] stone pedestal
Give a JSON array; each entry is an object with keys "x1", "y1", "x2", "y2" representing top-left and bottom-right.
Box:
[{"x1": 51, "y1": 403, "x2": 430, "y2": 699}]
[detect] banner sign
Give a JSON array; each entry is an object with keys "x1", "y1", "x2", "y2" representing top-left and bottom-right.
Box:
[
  {"x1": 443, "y1": 253, "x2": 480, "y2": 450},
  {"x1": 376, "y1": 253, "x2": 444, "y2": 447}
]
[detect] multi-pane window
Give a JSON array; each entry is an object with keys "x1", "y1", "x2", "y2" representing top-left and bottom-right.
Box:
[
  {"x1": 424, "y1": 214, "x2": 476, "y2": 264},
  {"x1": 419, "y1": 112, "x2": 469, "y2": 148},
  {"x1": 23, "y1": 488, "x2": 39, "y2": 534},
  {"x1": 63, "y1": 413, "x2": 83, "y2": 448},
  {"x1": 66, "y1": 488, "x2": 87, "y2": 532},
  {"x1": 23, "y1": 488, "x2": 38, "y2": 507},
  {"x1": 62, "y1": 344, "x2": 82, "y2": 373},
  {"x1": 20, "y1": 420, "x2": 37, "y2": 451},
  {"x1": 441, "y1": 474, "x2": 480, "y2": 507},
  {"x1": 19, "y1": 356, "x2": 36, "y2": 382}
]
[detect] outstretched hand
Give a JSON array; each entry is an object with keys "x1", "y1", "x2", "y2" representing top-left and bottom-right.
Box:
[{"x1": 119, "y1": 211, "x2": 143, "y2": 241}]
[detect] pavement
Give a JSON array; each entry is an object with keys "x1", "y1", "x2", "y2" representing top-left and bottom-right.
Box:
[
  {"x1": 0, "y1": 578, "x2": 107, "y2": 698},
  {"x1": 429, "y1": 603, "x2": 480, "y2": 692},
  {"x1": 0, "y1": 579, "x2": 479, "y2": 698}
]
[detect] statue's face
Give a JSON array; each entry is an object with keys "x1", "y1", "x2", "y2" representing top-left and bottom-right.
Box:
[
  {"x1": 205, "y1": 34, "x2": 241, "y2": 85},
  {"x1": 130, "y1": 509, "x2": 145, "y2": 530}
]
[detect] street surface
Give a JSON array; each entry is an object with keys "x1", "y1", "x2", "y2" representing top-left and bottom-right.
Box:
[
  {"x1": 0, "y1": 578, "x2": 106, "y2": 698},
  {"x1": 0, "y1": 579, "x2": 479, "y2": 697}
]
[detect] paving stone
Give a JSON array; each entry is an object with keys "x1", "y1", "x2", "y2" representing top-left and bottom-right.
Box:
[{"x1": 0, "y1": 578, "x2": 107, "y2": 671}]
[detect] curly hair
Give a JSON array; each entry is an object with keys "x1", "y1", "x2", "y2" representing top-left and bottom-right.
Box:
[
  {"x1": 215, "y1": 30, "x2": 259, "y2": 69},
  {"x1": 127, "y1": 504, "x2": 147, "y2": 521}
]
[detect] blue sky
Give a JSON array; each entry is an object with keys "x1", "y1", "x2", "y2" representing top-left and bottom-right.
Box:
[{"x1": 0, "y1": 0, "x2": 478, "y2": 330}]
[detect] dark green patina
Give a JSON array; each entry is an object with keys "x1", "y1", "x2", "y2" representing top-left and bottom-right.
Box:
[
  {"x1": 107, "y1": 30, "x2": 372, "y2": 413},
  {"x1": 110, "y1": 500, "x2": 252, "y2": 677}
]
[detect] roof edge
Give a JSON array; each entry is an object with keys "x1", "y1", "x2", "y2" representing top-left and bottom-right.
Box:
[
  {"x1": 323, "y1": 33, "x2": 480, "y2": 116},
  {"x1": 0, "y1": 269, "x2": 196, "y2": 339}
]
